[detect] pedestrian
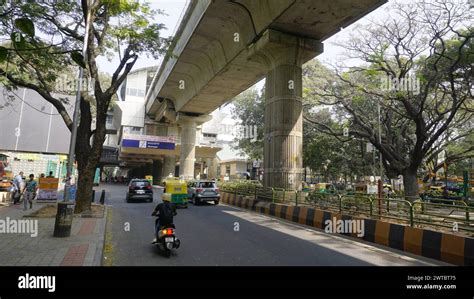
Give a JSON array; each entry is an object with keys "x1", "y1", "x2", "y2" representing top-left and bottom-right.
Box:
[
  {"x1": 24, "y1": 174, "x2": 38, "y2": 210},
  {"x1": 12, "y1": 171, "x2": 24, "y2": 204},
  {"x1": 46, "y1": 171, "x2": 54, "y2": 178},
  {"x1": 40, "y1": 173, "x2": 45, "y2": 178}
]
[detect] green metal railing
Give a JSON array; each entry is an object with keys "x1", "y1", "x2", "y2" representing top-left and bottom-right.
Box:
[{"x1": 219, "y1": 184, "x2": 474, "y2": 233}]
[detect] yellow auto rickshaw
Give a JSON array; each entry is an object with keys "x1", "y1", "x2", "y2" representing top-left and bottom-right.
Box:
[{"x1": 162, "y1": 177, "x2": 188, "y2": 208}]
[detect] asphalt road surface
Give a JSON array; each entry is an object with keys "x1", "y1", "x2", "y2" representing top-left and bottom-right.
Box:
[{"x1": 100, "y1": 184, "x2": 449, "y2": 266}]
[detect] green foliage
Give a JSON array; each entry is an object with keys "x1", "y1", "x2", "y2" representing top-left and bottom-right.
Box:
[
  {"x1": 0, "y1": 46, "x2": 7, "y2": 62},
  {"x1": 0, "y1": 0, "x2": 169, "y2": 92},
  {"x1": 70, "y1": 51, "x2": 86, "y2": 69},
  {"x1": 304, "y1": 1, "x2": 473, "y2": 198},
  {"x1": 10, "y1": 32, "x2": 26, "y2": 50},
  {"x1": 218, "y1": 180, "x2": 262, "y2": 190},
  {"x1": 230, "y1": 87, "x2": 265, "y2": 160},
  {"x1": 14, "y1": 18, "x2": 35, "y2": 37}
]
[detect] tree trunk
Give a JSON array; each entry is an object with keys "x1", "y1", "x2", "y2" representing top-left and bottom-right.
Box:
[
  {"x1": 402, "y1": 169, "x2": 419, "y2": 200},
  {"x1": 73, "y1": 96, "x2": 107, "y2": 214},
  {"x1": 75, "y1": 163, "x2": 95, "y2": 213}
]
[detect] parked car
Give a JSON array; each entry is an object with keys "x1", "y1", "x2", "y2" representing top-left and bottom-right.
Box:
[
  {"x1": 187, "y1": 180, "x2": 220, "y2": 205},
  {"x1": 126, "y1": 179, "x2": 153, "y2": 203}
]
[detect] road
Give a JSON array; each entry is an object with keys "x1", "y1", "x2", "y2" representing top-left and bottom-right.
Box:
[{"x1": 99, "y1": 184, "x2": 449, "y2": 266}]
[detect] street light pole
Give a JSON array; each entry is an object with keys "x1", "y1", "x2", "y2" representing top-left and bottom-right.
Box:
[
  {"x1": 377, "y1": 100, "x2": 383, "y2": 182},
  {"x1": 63, "y1": 0, "x2": 92, "y2": 202},
  {"x1": 54, "y1": 1, "x2": 92, "y2": 237}
]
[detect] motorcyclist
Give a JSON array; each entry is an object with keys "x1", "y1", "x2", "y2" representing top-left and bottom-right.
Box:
[{"x1": 151, "y1": 196, "x2": 177, "y2": 244}]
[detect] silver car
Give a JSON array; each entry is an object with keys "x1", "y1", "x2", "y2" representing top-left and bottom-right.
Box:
[{"x1": 187, "y1": 180, "x2": 220, "y2": 205}]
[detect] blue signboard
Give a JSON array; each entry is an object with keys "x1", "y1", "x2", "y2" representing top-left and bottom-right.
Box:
[
  {"x1": 122, "y1": 139, "x2": 140, "y2": 148},
  {"x1": 122, "y1": 139, "x2": 175, "y2": 150},
  {"x1": 146, "y1": 141, "x2": 175, "y2": 150}
]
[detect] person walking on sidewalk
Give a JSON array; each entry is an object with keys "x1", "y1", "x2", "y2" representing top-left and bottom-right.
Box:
[
  {"x1": 12, "y1": 171, "x2": 24, "y2": 205},
  {"x1": 24, "y1": 174, "x2": 38, "y2": 210}
]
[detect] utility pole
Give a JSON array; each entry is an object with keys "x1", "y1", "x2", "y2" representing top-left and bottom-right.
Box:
[
  {"x1": 64, "y1": 0, "x2": 93, "y2": 202},
  {"x1": 377, "y1": 100, "x2": 383, "y2": 182},
  {"x1": 54, "y1": 0, "x2": 93, "y2": 237}
]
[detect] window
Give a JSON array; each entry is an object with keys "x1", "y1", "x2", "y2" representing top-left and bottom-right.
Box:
[
  {"x1": 131, "y1": 127, "x2": 141, "y2": 133},
  {"x1": 106, "y1": 115, "x2": 113, "y2": 124},
  {"x1": 199, "y1": 182, "x2": 216, "y2": 188},
  {"x1": 132, "y1": 180, "x2": 150, "y2": 187},
  {"x1": 225, "y1": 165, "x2": 230, "y2": 175},
  {"x1": 126, "y1": 88, "x2": 140, "y2": 96}
]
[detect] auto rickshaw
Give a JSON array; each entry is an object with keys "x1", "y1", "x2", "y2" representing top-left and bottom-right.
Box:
[
  {"x1": 162, "y1": 177, "x2": 188, "y2": 208},
  {"x1": 314, "y1": 183, "x2": 336, "y2": 193}
]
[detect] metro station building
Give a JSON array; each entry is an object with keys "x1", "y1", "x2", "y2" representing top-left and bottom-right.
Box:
[{"x1": 112, "y1": 66, "x2": 223, "y2": 184}]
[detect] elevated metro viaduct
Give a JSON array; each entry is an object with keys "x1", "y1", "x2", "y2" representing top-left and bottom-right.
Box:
[{"x1": 141, "y1": 0, "x2": 386, "y2": 189}]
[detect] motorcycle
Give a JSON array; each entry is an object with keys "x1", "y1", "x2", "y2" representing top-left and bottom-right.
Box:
[{"x1": 154, "y1": 221, "x2": 180, "y2": 258}]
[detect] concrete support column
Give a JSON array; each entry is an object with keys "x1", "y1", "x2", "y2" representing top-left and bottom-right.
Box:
[
  {"x1": 248, "y1": 30, "x2": 323, "y2": 190},
  {"x1": 161, "y1": 156, "x2": 176, "y2": 183},
  {"x1": 153, "y1": 160, "x2": 163, "y2": 185},
  {"x1": 145, "y1": 163, "x2": 153, "y2": 177},
  {"x1": 178, "y1": 119, "x2": 197, "y2": 180},
  {"x1": 176, "y1": 113, "x2": 211, "y2": 180},
  {"x1": 199, "y1": 161, "x2": 204, "y2": 179},
  {"x1": 264, "y1": 63, "x2": 303, "y2": 190},
  {"x1": 206, "y1": 157, "x2": 218, "y2": 179}
]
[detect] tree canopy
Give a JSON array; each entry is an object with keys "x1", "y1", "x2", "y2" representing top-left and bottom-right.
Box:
[
  {"x1": 305, "y1": 0, "x2": 473, "y2": 197},
  {"x1": 0, "y1": 0, "x2": 169, "y2": 212}
]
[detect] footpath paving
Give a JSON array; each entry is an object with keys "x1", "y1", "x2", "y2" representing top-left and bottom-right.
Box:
[{"x1": 0, "y1": 198, "x2": 108, "y2": 266}]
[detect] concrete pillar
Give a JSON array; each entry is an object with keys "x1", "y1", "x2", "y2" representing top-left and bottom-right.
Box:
[
  {"x1": 153, "y1": 160, "x2": 163, "y2": 185},
  {"x1": 145, "y1": 163, "x2": 153, "y2": 177},
  {"x1": 264, "y1": 63, "x2": 303, "y2": 190},
  {"x1": 175, "y1": 114, "x2": 212, "y2": 180},
  {"x1": 178, "y1": 119, "x2": 197, "y2": 180},
  {"x1": 199, "y1": 162, "x2": 204, "y2": 179},
  {"x1": 248, "y1": 29, "x2": 323, "y2": 190},
  {"x1": 207, "y1": 157, "x2": 218, "y2": 179},
  {"x1": 161, "y1": 156, "x2": 176, "y2": 183}
]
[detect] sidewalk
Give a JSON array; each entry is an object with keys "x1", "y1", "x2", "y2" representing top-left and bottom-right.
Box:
[{"x1": 0, "y1": 200, "x2": 108, "y2": 266}]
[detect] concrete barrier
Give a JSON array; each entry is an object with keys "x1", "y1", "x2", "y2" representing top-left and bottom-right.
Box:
[{"x1": 221, "y1": 191, "x2": 473, "y2": 266}]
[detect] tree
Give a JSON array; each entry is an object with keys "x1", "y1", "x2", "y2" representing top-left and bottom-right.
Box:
[
  {"x1": 230, "y1": 87, "x2": 265, "y2": 161},
  {"x1": 229, "y1": 59, "x2": 373, "y2": 182},
  {"x1": 305, "y1": 0, "x2": 473, "y2": 198},
  {"x1": 0, "y1": 0, "x2": 169, "y2": 213},
  {"x1": 304, "y1": 108, "x2": 373, "y2": 183},
  {"x1": 423, "y1": 132, "x2": 474, "y2": 182}
]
